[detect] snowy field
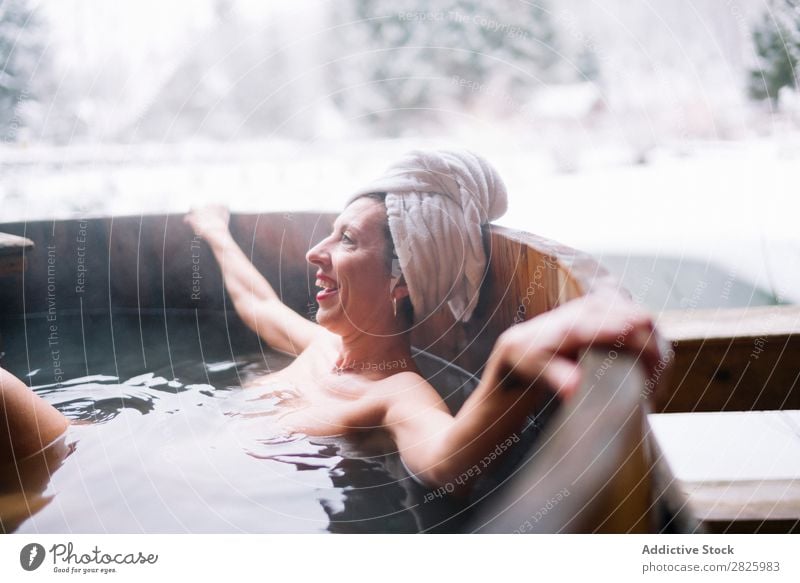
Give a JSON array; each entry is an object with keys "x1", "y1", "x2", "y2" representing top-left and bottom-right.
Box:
[{"x1": 1, "y1": 135, "x2": 797, "y2": 305}]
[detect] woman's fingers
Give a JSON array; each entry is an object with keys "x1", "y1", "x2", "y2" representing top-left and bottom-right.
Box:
[
  {"x1": 184, "y1": 205, "x2": 230, "y2": 239},
  {"x1": 541, "y1": 356, "x2": 583, "y2": 399},
  {"x1": 498, "y1": 290, "x2": 668, "y2": 400},
  {"x1": 495, "y1": 329, "x2": 582, "y2": 397}
]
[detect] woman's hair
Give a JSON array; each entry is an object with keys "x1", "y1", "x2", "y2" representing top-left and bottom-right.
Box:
[{"x1": 357, "y1": 192, "x2": 414, "y2": 326}]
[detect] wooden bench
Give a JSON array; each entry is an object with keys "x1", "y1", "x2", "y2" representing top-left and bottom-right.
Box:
[
  {"x1": 654, "y1": 305, "x2": 800, "y2": 413},
  {"x1": 648, "y1": 410, "x2": 800, "y2": 533},
  {"x1": 649, "y1": 305, "x2": 799, "y2": 532}
]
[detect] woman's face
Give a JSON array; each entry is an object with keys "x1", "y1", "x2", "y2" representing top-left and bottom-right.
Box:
[{"x1": 306, "y1": 197, "x2": 394, "y2": 336}]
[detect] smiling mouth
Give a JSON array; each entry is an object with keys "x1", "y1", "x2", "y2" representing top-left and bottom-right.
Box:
[{"x1": 315, "y1": 278, "x2": 339, "y2": 301}]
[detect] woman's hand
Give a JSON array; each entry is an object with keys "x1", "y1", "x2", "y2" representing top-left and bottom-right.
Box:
[
  {"x1": 184, "y1": 205, "x2": 231, "y2": 242},
  {"x1": 492, "y1": 290, "x2": 666, "y2": 400}
]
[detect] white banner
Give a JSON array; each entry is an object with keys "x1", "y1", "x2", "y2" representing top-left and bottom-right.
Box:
[{"x1": 1, "y1": 534, "x2": 798, "y2": 582}]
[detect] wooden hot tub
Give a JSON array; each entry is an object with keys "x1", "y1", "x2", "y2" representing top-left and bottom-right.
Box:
[{"x1": 0, "y1": 213, "x2": 653, "y2": 533}]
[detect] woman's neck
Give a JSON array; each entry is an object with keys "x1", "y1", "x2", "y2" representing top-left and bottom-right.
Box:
[{"x1": 334, "y1": 329, "x2": 415, "y2": 375}]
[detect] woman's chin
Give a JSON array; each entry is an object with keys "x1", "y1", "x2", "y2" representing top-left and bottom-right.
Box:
[
  {"x1": 314, "y1": 305, "x2": 338, "y2": 329},
  {"x1": 316, "y1": 304, "x2": 362, "y2": 336}
]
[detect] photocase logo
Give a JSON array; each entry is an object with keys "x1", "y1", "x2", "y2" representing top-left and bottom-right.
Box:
[{"x1": 20, "y1": 543, "x2": 46, "y2": 571}]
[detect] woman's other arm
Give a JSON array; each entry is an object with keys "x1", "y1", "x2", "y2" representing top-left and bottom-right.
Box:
[
  {"x1": 385, "y1": 291, "x2": 665, "y2": 489},
  {"x1": 185, "y1": 206, "x2": 325, "y2": 355},
  {"x1": 0, "y1": 367, "x2": 69, "y2": 464}
]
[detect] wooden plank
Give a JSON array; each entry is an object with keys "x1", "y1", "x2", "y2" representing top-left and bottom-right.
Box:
[
  {"x1": 648, "y1": 410, "x2": 800, "y2": 533},
  {"x1": 651, "y1": 306, "x2": 800, "y2": 413},
  {"x1": 658, "y1": 305, "x2": 800, "y2": 341}
]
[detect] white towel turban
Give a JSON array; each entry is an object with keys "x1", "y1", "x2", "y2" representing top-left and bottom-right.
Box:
[{"x1": 347, "y1": 149, "x2": 508, "y2": 323}]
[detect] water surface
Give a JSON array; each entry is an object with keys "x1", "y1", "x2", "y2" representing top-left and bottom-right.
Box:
[{"x1": 0, "y1": 311, "x2": 473, "y2": 533}]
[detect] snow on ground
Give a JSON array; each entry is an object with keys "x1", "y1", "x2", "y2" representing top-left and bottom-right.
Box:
[
  {"x1": 1, "y1": 136, "x2": 798, "y2": 304},
  {"x1": 495, "y1": 139, "x2": 800, "y2": 305}
]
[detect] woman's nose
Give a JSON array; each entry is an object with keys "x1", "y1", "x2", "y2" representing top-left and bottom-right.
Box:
[{"x1": 306, "y1": 239, "x2": 329, "y2": 267}]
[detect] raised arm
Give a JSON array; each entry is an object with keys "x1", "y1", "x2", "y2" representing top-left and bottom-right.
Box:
[
  {"x1": 385, "y1": 290, "x2": 665, "y2": 490},
  {"x1": 185, "y1": 206, "x2": 324, "y2": 355}
]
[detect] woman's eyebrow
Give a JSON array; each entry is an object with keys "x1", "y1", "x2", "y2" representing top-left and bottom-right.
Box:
[
  {"x1": 332, "y1": 217, "x2": 361, "y2": 236},
  {"x1": 336, "y1": 219, "x2": 361, "y2": 236}
]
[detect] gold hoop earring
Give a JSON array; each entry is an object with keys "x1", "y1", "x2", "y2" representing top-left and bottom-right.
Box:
[{"x1": 392, "y1": 297, "x2": 398, "y2": 318}]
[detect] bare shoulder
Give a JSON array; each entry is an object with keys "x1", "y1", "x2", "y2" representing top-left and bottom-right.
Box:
[
  {"x1": 290, "y1": 328, "x2": 339, "y2": 360},
  {"x1": 378, "y1": 371, "x2": 449, "y2": 411},
  {"x1": 380, "y1": 370, "x2": 431, "y2": 387}
]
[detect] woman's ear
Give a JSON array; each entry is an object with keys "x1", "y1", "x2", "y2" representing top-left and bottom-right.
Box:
[
  {"x1": 389, "y1": 258, "x2": 406, "y2": 294},
  {"x1": 392, "y1": 277, "x2": 410, "y2": 300}
]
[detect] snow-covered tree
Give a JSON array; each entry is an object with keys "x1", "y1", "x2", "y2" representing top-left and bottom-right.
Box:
[
  {"x1": 575, "y1": 46, "x2": 600, "y2": 82},
  {"x1": 326, "y1": 0, "x2": 567, "y2": 134},
  {"x1": 748, "y1": 0, "x2": 800, "y2": 104},
  {"x1": 129, "y1": 2, "x2": 321, "y2": 141},
  {"x1": 0, "y1": 0, "x2": 48, "y2": 141}
]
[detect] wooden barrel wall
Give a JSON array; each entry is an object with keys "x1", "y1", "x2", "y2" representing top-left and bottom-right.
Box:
[{"x1": 0, "y1": 213, "x2": 622, "y2": 375}]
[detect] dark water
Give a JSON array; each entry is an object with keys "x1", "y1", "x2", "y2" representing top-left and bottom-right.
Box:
[{"x1": 0, "y1": 311, "x2": 480, "y2": 533}]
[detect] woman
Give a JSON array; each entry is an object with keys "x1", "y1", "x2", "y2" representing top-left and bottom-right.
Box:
[
  {"x1": 180, "y1": 149, "x2": 663, "y2": 488},
  {"x1": 0, "y1": 149, "x2": 663, "y2": 492}
]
